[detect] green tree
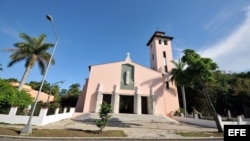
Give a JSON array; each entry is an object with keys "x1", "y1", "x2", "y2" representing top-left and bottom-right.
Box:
[
  {"x1": 170, "y1": 59, "x2": 188, "y2": 117},
  {"x1": 6, "y1": 33, "x2": 55, "y2": 91},
  {"x1": 96, "y1": 101, "x2": 112, "y2": 133},
  {"x1": 226, "y1": 75, "x2": 250, "y2": 116},
  {"x1": 0, "y1": 79, "x2": 33, "y2": 113},
  {"x1": 181, "y1": 49, "x2": 223, "y2": 133},
  {"x1": 60, "y1": 89, "x2": 68, "y2": 97},
  {"x1": 68, "y1": 83, "x2": 81, "y2": 96},
  {"x1": 60, "y1": 83, "x2": 81, "y2": 107},
  {"x1": 4, "y1": 78, "x2": 18, "y2": 82},
  {"x1": 29, "y1": 81, "x2": 41, "y2": 90},
  {"x1": 29, "y1": 80, "x2": 51, "y2": 93},
  {"x1": 49, "y1": 84, "x2": 61, "y2": 103}
]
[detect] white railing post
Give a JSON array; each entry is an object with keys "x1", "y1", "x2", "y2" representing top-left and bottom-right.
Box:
[
  {"x1": 217, "y1": 114, "x2": 224, "y2": 129},
  {"x1": 237, "y1": 115, "x2": 243, "y2": 125},
  {"x1": 55, "y1": 108, "x2": 59, "y2": 115},
  {"x1": 194, "y1": 114, "x2": 198, "y2": 119},
  {"x1": 63, "y1": 108, "x2": 67, "y2": 113},
  {"x1": 39, "y1": 108, "x2": 48, "y2": 118},
  {"x1": 9, "y1": 107, "x2": 18, "y2": 116}
]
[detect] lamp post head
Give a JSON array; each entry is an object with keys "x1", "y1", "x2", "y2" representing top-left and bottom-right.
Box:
[
  {"x1": 46, "y1": 15, "x2": 53, "y2": 22},
  {"x1": 52, "y1": 80, "x2": 65, "y2": 85}
]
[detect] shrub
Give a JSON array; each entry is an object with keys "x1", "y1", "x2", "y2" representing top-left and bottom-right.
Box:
[
  {"x1": 173, "y1": 109, "x2": 181, "y2": 116},
  {"x1": 95, "y1": 102, "x2": 112, "y2": 133},
  {"x1": 0, "y1": 79, "x2": 33, "y2": 113}
]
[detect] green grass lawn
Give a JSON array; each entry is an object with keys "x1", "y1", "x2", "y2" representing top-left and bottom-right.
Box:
[
  {"x1": 0, "y1": 126, "x2": 223, "y2": 138},
  {"x1": 176, "y1": 131, "x2": 223, "y2": 137},
  {"x1": 0, "y1": 127, "x2": 127, "y2": 137}
]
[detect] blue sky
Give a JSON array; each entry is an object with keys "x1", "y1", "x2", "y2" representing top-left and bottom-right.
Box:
[{"x1": 1, "y1": 0, "x2": 250, "y2": 90}]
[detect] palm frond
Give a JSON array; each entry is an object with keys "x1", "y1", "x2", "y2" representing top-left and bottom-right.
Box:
[
  {"x1": 7, "y1": 57, "x2": 26, "y2": 67},
  {"x1": 169, "y1": 59, "x2": 187, "y2": 86},
  {"x1": 10, "y1": 51, "x2": 28, "y2": 60},
  {"x1": 38, "y1": 59, "x2": 46, "y2": 75},
  {"x1": 1, "y1": 48, "x2": 18, "y2": 52},
  {"x1": 19, "y1": 33, "x2": 34, "y2": 46},
  {"x1": 25, "y1": 56, "x2": 37, "y2": 68},
  {"x1": 36, "y1": 34, "x2": 47, "y2": 46},
  {"x1": 35, "y1": 43, "x2": 54, "y2": 54},
  {"x1": 39, "y1": 52, "x2": 55, "y2": 65}
]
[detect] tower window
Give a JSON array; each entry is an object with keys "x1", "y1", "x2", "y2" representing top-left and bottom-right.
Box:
[
  {"x1": 164, "y1": 65, "x2": 168, "y2": 72},
  {"x1": 164, "y1": 40, "x2": 167, "y2": 45},
  {"x1": 163, "y1": 51, "x2": 166, "y2": 58},
  {"x1": 152, "y1": 54, "x2": 154, "y2": 60},
  {"x1": 165, "y1": 81, "x2": 169, "y2": 89},
  {"x1": 163, "y1": 51, "x2": 167, "y2": 65},
  {"x1": 158, "y1": 39, "x2": 162, "y2": 44}
]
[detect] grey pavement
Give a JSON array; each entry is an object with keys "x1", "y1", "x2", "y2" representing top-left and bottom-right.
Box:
[{"x1": 0, "y1": 113, "x2": 224, "y2": 140}]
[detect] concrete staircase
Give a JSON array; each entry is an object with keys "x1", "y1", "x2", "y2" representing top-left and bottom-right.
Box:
[{"x1": 73, "y1": 113, "x2": 178, "y2": 123}]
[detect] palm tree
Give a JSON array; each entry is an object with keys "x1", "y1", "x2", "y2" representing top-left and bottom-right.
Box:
[
  {"x1": 7, "y1": 32, "x2": 55, "y2": 91},
  {"x1": 169, "y1": 59, "x2": 187, "y2": 117}
]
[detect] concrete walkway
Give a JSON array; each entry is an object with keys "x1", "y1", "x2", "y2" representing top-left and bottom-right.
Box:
[
  {"x1": 0, "y1": 113, "x2": 224, "y2": 140},
  {"x1": 37, "y1": 119, "x2": 217, "y2": 138}
]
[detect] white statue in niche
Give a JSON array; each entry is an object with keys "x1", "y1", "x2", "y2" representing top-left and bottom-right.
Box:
[{"x1": 125, "y1": 71, "x2": 130, "y2": 85}]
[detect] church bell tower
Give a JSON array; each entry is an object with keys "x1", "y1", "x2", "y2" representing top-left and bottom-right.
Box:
[{"x1": 146, "y1": 31, "x2": 175, "y2": 89}]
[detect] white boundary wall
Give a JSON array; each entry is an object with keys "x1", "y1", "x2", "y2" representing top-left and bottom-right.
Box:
[
  {"x1": 173, "y1": 114, "x2": 250, "y2": 130},
  {"x1": 0, "y1": 107, "x2": 75, "y2": 126}
]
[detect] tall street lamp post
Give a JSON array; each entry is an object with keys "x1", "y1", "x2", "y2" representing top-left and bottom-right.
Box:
[
  {"x1": 46, "y1": 80, "x2": 65, "y2": 104},
  {"x1": 20, "y1": 15, "x2": 58, "y2": 135}
]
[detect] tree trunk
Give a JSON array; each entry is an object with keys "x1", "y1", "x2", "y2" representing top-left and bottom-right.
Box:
[
  {"x1": 199, "y1": 78, "x2": 223, "y2": 133},
  {"x1": 18, "y1": 65, "x2": 32, "y2": 91},
  {"x1": 181, "y1": 85, "x2": 187, "y2": 117}
]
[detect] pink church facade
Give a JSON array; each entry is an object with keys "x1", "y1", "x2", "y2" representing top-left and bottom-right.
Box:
[{"x1": 75, "y1": 31, "x2": 179, "y2": 117}]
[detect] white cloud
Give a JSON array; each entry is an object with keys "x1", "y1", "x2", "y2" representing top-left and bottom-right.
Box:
[
  {"x1": 0, "y1": 24, "x2": 19, "y2": 39},
  {"x1": 200, "y1": 6, "x2": 250, "y2": 72},
  {"x1": 204, "y1": 7, "x2": 235, "y2": 32}
]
